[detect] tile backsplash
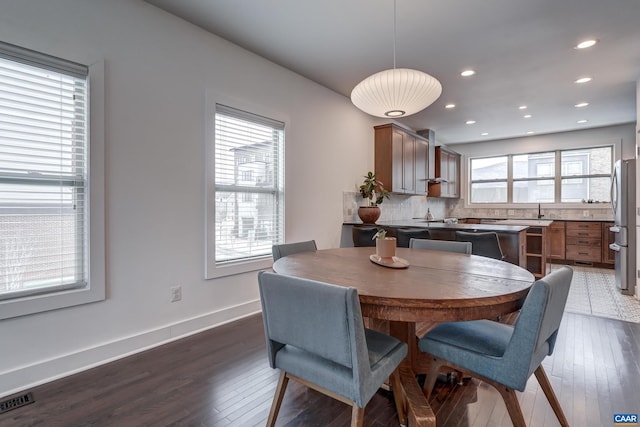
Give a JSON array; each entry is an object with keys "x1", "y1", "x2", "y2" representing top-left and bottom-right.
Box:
[
  {"x1": 343, "y1": 192, "x2": 614, "y2": 222},
  {"x1": 343, "y1": 192, "x2": 451, "y2": 222},
  {"x1": 447, "y1": 198, "x2": 614, "y2": 221}
]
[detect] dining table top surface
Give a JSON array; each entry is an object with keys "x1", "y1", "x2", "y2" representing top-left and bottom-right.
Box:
[{"x1": 271, "y1": 246, "x2": 535, "y2": 322}]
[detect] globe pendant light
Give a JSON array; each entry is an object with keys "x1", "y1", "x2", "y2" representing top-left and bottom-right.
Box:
[{"x1": 351, "y1": 0, "x2": 442, "y2": 118}]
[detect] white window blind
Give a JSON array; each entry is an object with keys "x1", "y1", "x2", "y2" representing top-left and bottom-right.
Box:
[
  {"x1": 0, "y1": 42, "x2": 89, "y2": 300},
  {"x1": 213, "y1": 104, "x2": 284, "y2": 264}
]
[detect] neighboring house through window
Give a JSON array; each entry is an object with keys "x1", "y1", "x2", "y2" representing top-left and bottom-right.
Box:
[
  {"x1": 469, "y1": 146, "x2": 612, "y2": 204},
  {"x1": 205, "y1": 103, "x2": 284, "y2": 278}
]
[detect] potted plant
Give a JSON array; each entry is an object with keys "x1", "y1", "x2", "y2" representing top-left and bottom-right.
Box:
[
  {"x1": 358, "y1": 171, "x2": 390, "y2": 224},
  {"x1": 373, "y1": 229, "x2": 396, "y2": 260}
]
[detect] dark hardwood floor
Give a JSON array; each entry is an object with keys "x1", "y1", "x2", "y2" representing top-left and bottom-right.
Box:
[{"x1": 2, "y1": 311, "x2": 639, "y2": 427}]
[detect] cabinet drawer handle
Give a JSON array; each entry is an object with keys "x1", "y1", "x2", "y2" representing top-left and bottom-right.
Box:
[
  {"x1": 577, "y1": 240, "x2": 589, "y2": 244},
  {"x1": 578, "y1": 233, "x2": 589, "y2": 236},
  {"x1": 579, "y1": 252, "x2": 589, "y2": 255}
]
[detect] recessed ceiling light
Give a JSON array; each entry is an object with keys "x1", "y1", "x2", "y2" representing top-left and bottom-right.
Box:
[
  {"x1": 445, "y1": 103, "x2": 456, "y2": 109},
  {"x1": 461, "y1": 70, "x2": 476, "y2": 77},
  {"x1": 518, "y1": 105, "x2": 527, "y2": 110},
  {"x1": 574, "y1": 102, "x2": 589, "y2": 108},
  {"x1": 577, "y1": 119, "x2": 589, "y2": 124},
  {"x1": 524, "y1": 114, "x2": 532, "y2": 119},
  {"x1": 465, "y1": 120, "x2": 476, "y2": 125},
  {"x1": 526, "y1": 131, "x2": 535, "y2": 135},
  {"x1": 575, "y1": 39, "x2": 597, "y2": 49},
  {"x1": 575, "y1": 77, "x2": 592, "y2": 84},
  {"x1": 481, "y1": 132, "x2": 489, "y2": 136}
]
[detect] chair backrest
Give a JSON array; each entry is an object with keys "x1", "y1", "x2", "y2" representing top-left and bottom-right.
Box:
[
  {"x1": 396, "y1": 228, "x2": 431, "y2": 248},
  {"x1": 409, "y1": 238, "x2": 472, "y2": 254},
  {"x1": 455, "y1": 231, "x2": 504, "y2": 260},
  {"x1": 258, "y1": 270, "x2": 369, "y2": 373},
  {"x1": 272, "y1": 240, "x2": 317, "y2": 261},
  {"x1": 352, "y1": 226, "x2": 378, "y2": 247},
  {"x1": 503, "y1": 266, "x2": 573, "y2": 386}
]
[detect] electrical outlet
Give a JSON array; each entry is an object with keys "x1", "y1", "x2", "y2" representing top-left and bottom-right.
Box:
[
  {"x1": 170, "y1": 286, "x2": 182, "y2": 302},
  {"x1": 583, "y1": 210, "x2": 589, "y2": 218}
]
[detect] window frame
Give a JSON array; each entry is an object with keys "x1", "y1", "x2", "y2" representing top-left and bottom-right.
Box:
[
  {"x1": 204, "y1": 93, "x2": 286, "y2": 279},
  {"x1": 0, "y1": 42, "x2": 104, "y2": 320},
  {"x1": 468, "y1": 145, "x2": 613, "y2": 206}
]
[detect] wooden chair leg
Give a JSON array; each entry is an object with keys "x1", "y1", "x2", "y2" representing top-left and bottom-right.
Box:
[
  {"x1": 266, "y1": 371, "x2": 289, "y2": 427},
  {"x1": 422, "y1": 357, "x2": 446, "y2": 399},
  {"x1": 351, "y1": 405, "x2": 365, "y2": 427},
  {"x1": 534, "y1": 366, "x2": 569, "y2": 427},
  {"x1": 495, "y1": 385, "x2": 527, "y2": 427},
  {"x1": 390, "y1": 369, "x2": 407, "y2": 426}
]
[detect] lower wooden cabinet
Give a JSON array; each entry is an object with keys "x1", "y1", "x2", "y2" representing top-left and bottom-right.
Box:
[
  {"x1": 525, "y1": 226, "x2": 546, "y2": 278},
  {"x1": 565, "y1": 221, "x2": 602, "y2": 263},
  {"x1": 546, "y1": 221, "x2": 565, "y2": 260},
  {"x1": 546, "y1": 220, "x2": 614, "y2": 266},
  {"x1": 601, "y1": 221, "x2": 615, "y2": 265}
]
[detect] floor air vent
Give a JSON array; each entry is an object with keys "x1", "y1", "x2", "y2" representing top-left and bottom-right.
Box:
[{"x1": 0, "y1": 392, "x2": 35, "y2": 414}]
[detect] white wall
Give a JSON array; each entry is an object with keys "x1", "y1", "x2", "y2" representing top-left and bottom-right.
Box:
[{"x1": 0, "y1": 0, "x2": 375, "y2": 396}]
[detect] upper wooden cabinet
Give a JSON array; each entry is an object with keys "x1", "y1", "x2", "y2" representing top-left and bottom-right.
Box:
[
  {"x1": 414, "y1": 138, "x2": 429, "y2": 194},
  {"x1": 374, "y1": 124, "x2": 429, "y2": 195},
  {"x1": 429, "y1": 146, "x2": 460, "y2": 198}
]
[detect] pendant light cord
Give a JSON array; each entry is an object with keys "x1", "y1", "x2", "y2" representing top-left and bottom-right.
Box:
[{"x1": 393, "y1": 0, "x2": 397, "y2": 69}]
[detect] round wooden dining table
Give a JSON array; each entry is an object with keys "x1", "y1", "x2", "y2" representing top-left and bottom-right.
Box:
[
  {"x1": 272, "y1": 247, "x2": 534, "y2": 321},
  {"x1": 272, "y1": 246, "x2": 535, "y2": 427}
]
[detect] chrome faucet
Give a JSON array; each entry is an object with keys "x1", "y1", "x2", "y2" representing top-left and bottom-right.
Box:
[{"x1": 537, "y1": 203, "x2": 544, "y2": 219}]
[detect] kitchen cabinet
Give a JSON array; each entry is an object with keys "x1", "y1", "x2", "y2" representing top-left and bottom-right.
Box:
[
  {"x1": 602, "y1": 221, "x2": 615, "y2": 265},
  {"x1": 526, "y1": 226, "x2": 547, "y2": 278},
  {"x1": 374, "y1": 123, "x2": 429, "y2": 195},
  {"x1": 565, "y1": 221, "x2": 601, "y2": 263},
  {"x1": 414, "y1": 138, "x2": 429, "y2": 194},
  {"x1": 546, "y1": 221, "x2": 565, "y2": 260},
  {"x1": 429, "y1": 145, "x2": 460, "y2": 198}
]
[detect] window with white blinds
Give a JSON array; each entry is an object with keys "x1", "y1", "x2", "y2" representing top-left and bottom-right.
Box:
[
  {"x1": 212, "y1": 104, "x2": 284, "y2": 265},
  {"x1": 0, "y1": 42, "x2": 89, "y2": 301}
]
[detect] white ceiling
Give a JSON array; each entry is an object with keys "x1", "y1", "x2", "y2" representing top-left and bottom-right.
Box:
[{"x1": 145, "y1": 0, "x2": 640, "y2": 145}]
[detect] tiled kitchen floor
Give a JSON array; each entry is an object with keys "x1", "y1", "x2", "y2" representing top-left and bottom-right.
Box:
[{"x1": 549, "y1": 263, "x2": 640, "y2": 323}]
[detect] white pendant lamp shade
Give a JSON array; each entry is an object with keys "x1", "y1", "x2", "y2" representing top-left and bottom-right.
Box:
[{"x1": 351, "y1": 68, "x2": 442, "y2": 118}]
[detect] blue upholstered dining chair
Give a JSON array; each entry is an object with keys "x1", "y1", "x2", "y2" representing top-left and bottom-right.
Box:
[
  {"x1": 271, "y1": 240, "x2": 317, "y2": 261},
  {"x1": 419, "y1": 266, "x2": 573, "y2": 427},
  {"x1": 258, "y1": 271, "x2": 408, "y2": 427},
  {"x1": 455, "y1": 230, "x2": 506, "y2": 260},
  {"x1": 396, "y1": 228, "x2": 431, "y2": 248},
  {"x1": 409, "y1": 238, "x2": 472, "y2": 254}
]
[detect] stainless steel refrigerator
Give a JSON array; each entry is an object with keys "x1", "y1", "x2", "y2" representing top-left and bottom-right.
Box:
[{"x1": 609, "y1": 159, "x2": 637, "y2": 295}]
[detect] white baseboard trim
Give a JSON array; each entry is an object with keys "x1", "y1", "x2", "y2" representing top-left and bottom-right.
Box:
[{"x1": 0, "y1": 299, "x2": 262, "y2": 398}]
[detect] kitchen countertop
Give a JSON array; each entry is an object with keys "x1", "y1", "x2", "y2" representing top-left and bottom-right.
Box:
[
  {"x1": 491, "y1": 219, "x2": 554, "y2": 227},
  {"x1": 344, "y1": 220, "x2": 528, "y2": 234},
  {"x1": 468, "y1": 217, "x2": 613, "y2": 223}
]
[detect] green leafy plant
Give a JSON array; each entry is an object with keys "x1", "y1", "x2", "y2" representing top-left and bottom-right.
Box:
[
  {"x1": 372, "y1": 229, "x2": 387, "y2": 240},
  {"x1": 359, "y1": 171, "x2": 390, "y2": 206}
]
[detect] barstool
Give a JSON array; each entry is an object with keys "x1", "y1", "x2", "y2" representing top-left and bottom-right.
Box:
[
  {"x1": 455, "y1": 231, "x2": 505, "y2": 260},
  {"x1": 352, "y1": 226, "x2": 378, "y2": 247},
  {"x1": 396, "y1": 228, "x2": 431, "y2": 248}
]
